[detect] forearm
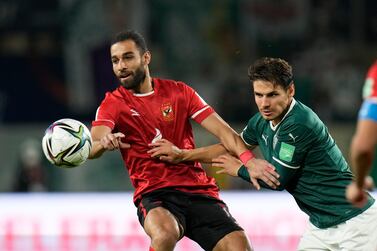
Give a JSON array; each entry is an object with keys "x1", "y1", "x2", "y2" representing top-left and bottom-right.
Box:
[
  {"x1": 213, "y1": 124, "x2": 258, "y2": 165},
  {"x1": 200, "y1": 113, "x2": 251, "y2": 157},
  {"x1": 88, "y1": 141, "x2": 106, "y2": 159},
  {"x1": 350, "y1": 119, "x2": 377, "y2": 187},
  {"x1": 180, "y1": 144, "x2": 228, "y2": 163},
  {"x1": 352, "y1": 150, "x2": 374, "y2": 188},
  {"x1": 219, "y1": 131, "x2": 249, "y2": 157}
]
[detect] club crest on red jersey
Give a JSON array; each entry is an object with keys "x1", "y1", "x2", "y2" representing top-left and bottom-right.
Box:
[{"x1": 161, "y1": 102, "x2": 174, "y2": 121}]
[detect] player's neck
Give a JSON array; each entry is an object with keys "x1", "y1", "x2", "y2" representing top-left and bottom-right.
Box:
[
  {"x1": 271, "y1": 98, "x2": 294, "y2": 126},
  {"x1": 130, "y1": 74, "x2": 153, "y2": 94},
  {"x1": 139, "y1": 75, "x2": 153, "y2": 93}
]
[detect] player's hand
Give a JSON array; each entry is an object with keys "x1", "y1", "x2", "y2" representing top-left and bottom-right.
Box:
[
  {"x1": 100, "y1": 132, "x2": 130, "y2": 151},
  {"x1": 346, "y1": 182, "x2": 368, "y2": 208},
  {"x1": 148, "y1": 139, "x2": 183, "y2": 163},
  {"x1": 245, "y1": 158, "x2": 280, "y2": 190},
  {"x1": 212, "y1": 154, "x2": 243, "y2": 177}
]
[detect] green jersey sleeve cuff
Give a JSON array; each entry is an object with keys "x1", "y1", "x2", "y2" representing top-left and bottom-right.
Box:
[
  {"x1": 237, "y1": 165, "x2": 251, "y2": 182},
  {"x1": 237, "y1": 165, "x2": 281, "y2": 190}
]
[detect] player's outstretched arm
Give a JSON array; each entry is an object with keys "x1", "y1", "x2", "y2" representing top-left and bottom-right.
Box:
[
  {"x1": 347, "y1": 119, "x2": 377, "y2": 207},
  {"x1": 200, "y1": 113, "x2": 249, "y2": 156},
  {"x1": 149, "y1": 113, "x2": 244, "y2": 162},
  {"x1": 200, "y1": 113, "x2": 280, "y2": 189},
  {"x1": 349, "y1": 120, "x2": 377, "y2": 188},
  {"x1": 89, "y1": 125, "x2": 130, "y2": 159},
  {"x1": 149, "y1": 139, "x2": 280, "y2": 189},
  {"x1": 148, "y1": 139, "x2": 227, "y2": 163}
]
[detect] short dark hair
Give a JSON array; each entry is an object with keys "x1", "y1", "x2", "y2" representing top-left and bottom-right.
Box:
[
  {"x1": 248, "y1": 57, "x2": 293, "y2": 89},
  {"x1": 111, "y1": 30, "x2": 148, "y2": 54}
]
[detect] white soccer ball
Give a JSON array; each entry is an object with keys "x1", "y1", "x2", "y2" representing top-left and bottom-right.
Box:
[{"x1": 42, "y1": 118, "x2": 92, "y2": 167}]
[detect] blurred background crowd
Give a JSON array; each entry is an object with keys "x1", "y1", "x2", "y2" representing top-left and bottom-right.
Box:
[{"x1": 1, "y1": 0, "x2": 377, "y2": 192}]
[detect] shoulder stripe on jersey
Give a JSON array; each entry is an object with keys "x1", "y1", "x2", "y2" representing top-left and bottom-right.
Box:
[
  {"x1": 191, "y1": 106, "x2": 210, "y2": 119},
  {"x1": 95, "y1": 107, "x2": 115, "y2": 125},
  {"x1": 273, "y1": 156, "x2": 300, "y2": 169},
  {"x1": 195, "y1": 92, "x2": 208, "y2": 105},
  {"x1": 95, "y1": 107, "x2": 100, "y2": 120},
  {"x1": 240, "y1": 131, "x2": 252, "y2": 146},
  {"x1": 95, "y1": 119, "x2": 115, "y2": 126}
]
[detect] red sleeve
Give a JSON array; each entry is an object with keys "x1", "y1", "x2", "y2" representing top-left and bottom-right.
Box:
[
  {"x1": 184, "y1": 84, "x2": 215, "y2": 124},
  {"x1": 363, "y1": 61, "x2": 377, "y2": 99},
  {"x1": 91, "y1": 93, "x2": 118, "y2": 130}
]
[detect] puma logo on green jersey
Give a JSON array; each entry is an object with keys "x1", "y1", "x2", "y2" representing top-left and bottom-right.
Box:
[
  {"x1": 288, "y1": 133, "x2": 298, "y2": 142},
  {"x1": 262, "y1": 134, "x2": 268, "y2": 145}
]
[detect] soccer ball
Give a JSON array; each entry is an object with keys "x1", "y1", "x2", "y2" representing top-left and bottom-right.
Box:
[{"x1": 42, "y1": 118, "x2": 92, "y2": 167}]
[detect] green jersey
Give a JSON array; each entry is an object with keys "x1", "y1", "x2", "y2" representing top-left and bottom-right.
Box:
[{"x1": 240, "y1": 99, "x2": 374, "y2": 228}]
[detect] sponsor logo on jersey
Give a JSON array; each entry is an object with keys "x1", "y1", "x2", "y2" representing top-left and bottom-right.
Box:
[
  {"x1": 130, "y1": 109, "x2": 140, "y2": 116},
  {"x1": 151, "y1": 128, "x2": 162, "y2": 144},
  {"x1": 279, "y1": 142, "x2": 295, "y2": 162},
  {"x1": 161, "y1": 102, "x2": 174, "y2": 121}
]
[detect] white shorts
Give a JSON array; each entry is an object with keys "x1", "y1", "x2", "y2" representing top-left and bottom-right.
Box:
[{"x1": 297, "y1": 202, "x2": 377, "y2": 251}]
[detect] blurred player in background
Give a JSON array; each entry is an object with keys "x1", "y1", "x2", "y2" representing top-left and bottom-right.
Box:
[
  {"x1": 150, "y1": 58, "x2": 377, "y2": 250},
  {"x1": 13, "y1": 138, "x2": 49, "y2": 192},
  {"x1": 347, "y1": 60, "x2": 377, "y2": 207},
  {"x1": 88, "y1": 30, "x2": 280, "y2": 251}
]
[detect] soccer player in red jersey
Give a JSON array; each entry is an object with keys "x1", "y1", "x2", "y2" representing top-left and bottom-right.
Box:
[
  {"x1": 347, "y1": 60, "x2": 377, "y2": 207},
  {"x1": 88, "y1": 30, "x2": 279, "y2": 251}
]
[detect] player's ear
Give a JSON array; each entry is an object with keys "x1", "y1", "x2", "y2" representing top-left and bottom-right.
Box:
[
  {"x1": 142, "y1": 51, "x2": 151, "y2": 65},
  {"x1": 288, "y1": 83, "x2": 295, "y2": 97}
]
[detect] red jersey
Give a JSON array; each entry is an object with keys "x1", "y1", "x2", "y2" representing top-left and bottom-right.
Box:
[
  {"x1": 363, "y1": 60, "x2": 377, "y2": 100},
  {"x1": 92, "y1": 78, "x2": 220, "y2": 203}
]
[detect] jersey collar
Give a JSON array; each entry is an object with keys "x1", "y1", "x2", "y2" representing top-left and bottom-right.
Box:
[
  {"x1": 270, "y1": 98, "x2": 296, "y2": 131},
  {"x1": 133, "y1": 78, "x2": 157, "y2": 97},
  {"x1": 117, "y1": 78, "x2": 156, "y2": 97},
  {"x1": 133, "y1": 90, "x2": 154, "y2": 97}
]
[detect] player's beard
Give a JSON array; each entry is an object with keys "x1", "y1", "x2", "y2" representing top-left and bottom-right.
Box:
[{"x1": 119, "y1": 66, "x2": 146, "y2": 92}]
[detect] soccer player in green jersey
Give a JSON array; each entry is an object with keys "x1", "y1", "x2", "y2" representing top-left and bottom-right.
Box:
[{"x1": 149, "y1": 57, "x2": 377, "y2": 250}]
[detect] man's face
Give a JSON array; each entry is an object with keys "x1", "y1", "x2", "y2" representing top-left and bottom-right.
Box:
[
  {"x1": 110, "y1": 40, "x2": 148, "y2": 91},
  {"x1": 253, "y1": 80, "x2": 294, "y2": 125}
]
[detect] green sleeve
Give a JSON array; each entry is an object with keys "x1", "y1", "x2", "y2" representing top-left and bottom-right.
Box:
[
  {"x1": 237, "y1": 165, "x2": 273, "y2": 189},
  {"x1": 241, "y1": 114, "x2": 262, "y2": 146},
  {"x1": 237, "y1": 165, "x2": 251, "y2": 182}
]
